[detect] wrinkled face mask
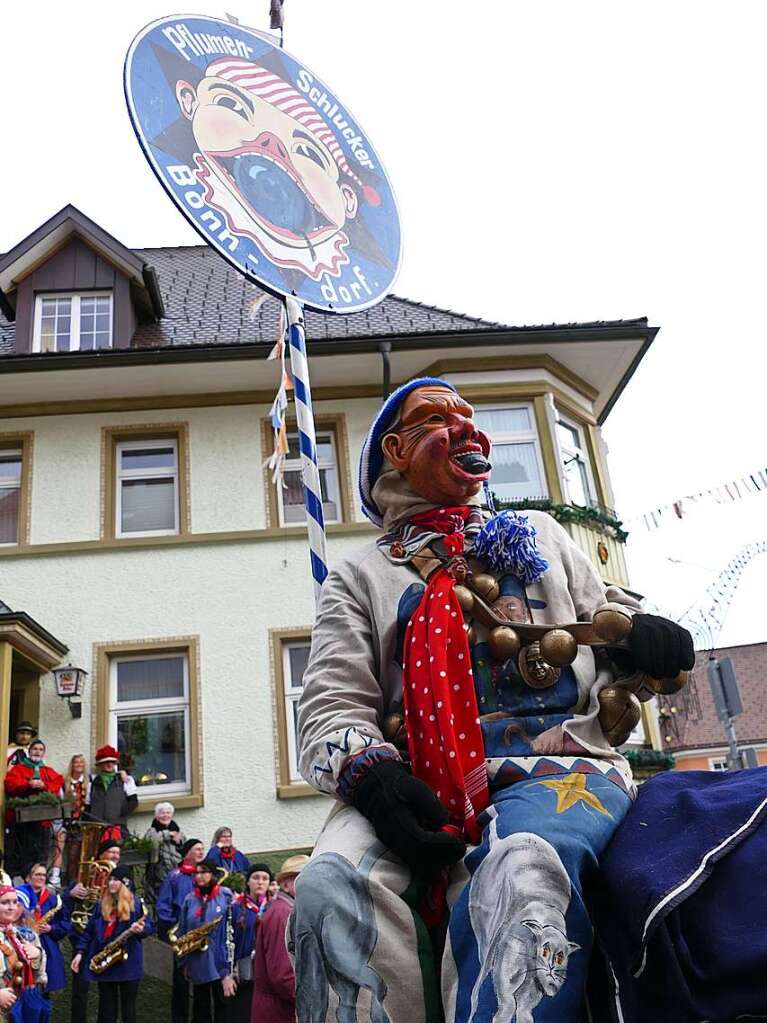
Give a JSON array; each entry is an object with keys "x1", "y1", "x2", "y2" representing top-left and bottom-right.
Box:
[{"x1": 382, "y1": 386, "x2": 492, "y2": 505}]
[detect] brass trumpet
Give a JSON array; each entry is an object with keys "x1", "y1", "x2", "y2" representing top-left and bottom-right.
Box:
[{"x1": 70, "y1": 823, "x2": 115, "y2": 933}]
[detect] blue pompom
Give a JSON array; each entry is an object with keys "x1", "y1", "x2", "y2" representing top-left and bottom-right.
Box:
[{"x1": 473, "y1": 511, "x2": 549, "y2": 586}]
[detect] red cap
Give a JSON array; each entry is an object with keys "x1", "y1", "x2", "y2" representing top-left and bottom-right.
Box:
[{"x1": 94, "y1": 745, "x2": 120, "y2": 765}]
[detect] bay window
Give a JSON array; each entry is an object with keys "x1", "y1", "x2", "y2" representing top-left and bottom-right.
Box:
[{"x1": 473, "y1": 404, "x2": 548, "y2": 502}]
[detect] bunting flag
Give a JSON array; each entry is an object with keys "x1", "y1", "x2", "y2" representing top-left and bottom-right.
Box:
[
  {"x1": 626, "y1": 465, "x2": 767, "y2": 531},
  {"x1": 265, "y1": 304, "x2": 292, "y2": 487}
]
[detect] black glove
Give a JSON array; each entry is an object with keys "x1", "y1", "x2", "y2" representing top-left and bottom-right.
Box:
[
  {"x1": 350, "y1": 760, "x2": 466, "y2": 877},
  {"x1": 629, "y1": 614, "x2": 695, "y2": 679}
]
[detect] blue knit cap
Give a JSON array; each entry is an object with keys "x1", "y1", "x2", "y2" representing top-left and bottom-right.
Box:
[{"x1": 358, "y1": 377, "x2": 457, "y2": 527}]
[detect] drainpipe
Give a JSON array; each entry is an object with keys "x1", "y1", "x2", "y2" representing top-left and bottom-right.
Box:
[{"x1": 379, "y1": 341, "x2": 392, "y2": 400}]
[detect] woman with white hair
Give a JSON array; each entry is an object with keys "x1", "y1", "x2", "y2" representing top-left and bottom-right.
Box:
[{"x1": 144, "y1": 802, "x2": 186, "y2": 902}]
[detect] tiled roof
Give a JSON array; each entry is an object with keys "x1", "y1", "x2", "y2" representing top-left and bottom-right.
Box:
[
  {"x1": 0, "y1": 243, "x2": 649, "y2": 354},
  {"x1": 666, "y1": 642, "x2": 767, "y2": 751},
  {"x1": 131, "y1": 246, "x2": 511, "y2": 347}
]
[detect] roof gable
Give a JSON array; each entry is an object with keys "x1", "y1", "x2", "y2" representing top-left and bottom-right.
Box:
[{"x1": 0, "y1": 205, "x2": 163, "y2": 322}]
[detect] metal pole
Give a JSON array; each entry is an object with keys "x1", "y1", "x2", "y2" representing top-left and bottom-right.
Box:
[
  {"x1": 285, "y1": 297, "x2": 329, "y2": 606},
  {"x1": 723, "y1": 714, "x2": 740, "y2": 771},
  {"x1": 379, "y1": 341, "x2": 392, "y2": 400},
  {"x1": 708, "y1": 656, "x2": 741, "y2": 771}
]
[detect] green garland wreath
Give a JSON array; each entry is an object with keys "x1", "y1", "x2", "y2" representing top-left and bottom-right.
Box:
[
  {"x1": 493, "y1": 496, "x2": 629, "y2": 544},
  {"x1": 6, "y1": 792, "x2": 63, "y2": 810},
  {"x1": 623, "y1": 748, "x2": 676, "y2": 770}
]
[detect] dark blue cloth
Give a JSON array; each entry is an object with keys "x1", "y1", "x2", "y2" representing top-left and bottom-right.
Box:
[
  {"x1": 74, "y1": 894, "x2": 153, "y2": 983},
  {"x1": 177, "y1": 888, "x2": 232, "y2": 984},
  {"x1": 204, "y1": 847, "x2": 251, "y2": 875},
  {"x1": 16, "y1": 885, "x2": 70, "y2": 993},
  {"x1": 156, "y1": 868, "x2": 196, "y2": 934},
  {"x1": 592, "y1": 767, "x2": 767, "y2": 1023},
  {"x1": 10, "y1": 987, "x2": 51, "y2": 1023}
]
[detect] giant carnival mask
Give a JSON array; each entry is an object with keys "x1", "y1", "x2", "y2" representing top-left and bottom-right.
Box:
[
  {"x1": 380, "y1": 385, "x2": 492, "y2": 505},
  {"x1": 176, "y1": 57, "x2": 375, "y2": 280}
]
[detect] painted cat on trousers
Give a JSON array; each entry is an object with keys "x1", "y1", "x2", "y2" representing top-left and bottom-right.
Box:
[
  {"x1": 290, "y1": 843, "x2": 390, "y2": 1023},
  {"x1": 468, "y1": 820, "x2": 579, "y2": 1023}
]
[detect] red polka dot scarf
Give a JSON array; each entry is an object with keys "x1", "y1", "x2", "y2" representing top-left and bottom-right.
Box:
[{"x1": 402, "y1": 509, "x2": 489, "y2": 845}]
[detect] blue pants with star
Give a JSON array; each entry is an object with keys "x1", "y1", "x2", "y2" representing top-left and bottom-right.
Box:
[{"x1": 445, "y1": 769, "x2": 632, "y2": 1023}]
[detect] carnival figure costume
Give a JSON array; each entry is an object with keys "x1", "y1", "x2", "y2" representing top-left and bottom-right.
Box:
[
  {"x1": 293, "y1": 378, "x2": 694, "y2": 1023},
  {"x1": 0, "y1": 888, "x2": 48, "y2": 1023},
  {"x1": 15, "y1": 885, "x2": 69, "y2": 994}
]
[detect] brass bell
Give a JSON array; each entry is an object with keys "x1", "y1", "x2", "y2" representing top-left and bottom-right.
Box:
[
  {"x1": 539, "y1": 628, "x2": 578, "y2": 667},
  {"x1": 463, "y1": 622, "x2": 476, "y2": 645},
  {"x1": 472, "y1": 573, "x2": 500, "y2": 605},
  {"x1": 597, "y1": 687, "x2": 641, "y2": 746},
  {"x1": 454, "y1": 585, "x2": 475, "y2": 614},
  {"x1": 382, "y1": 713, "x2": 408, "y2": 750},
  {"x1": 592, "y1": 608, "x2": 632, "y2": 644},
  {"x1": 640, "y1": 671, "x2": 689, "y2": 696},
  {"x1": 487, "y1": 626, "x2": 521, "y2": 662}
]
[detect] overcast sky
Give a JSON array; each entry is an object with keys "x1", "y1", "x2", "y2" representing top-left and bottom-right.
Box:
[{"x1": 2, "y1": 0, "x2": 765, "y2": 646}]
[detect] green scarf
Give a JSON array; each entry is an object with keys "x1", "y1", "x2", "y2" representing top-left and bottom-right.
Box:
[
  {"x1": 20, "y1": 755, "x2": 42, "y2": 780},
  {"x1": 96, "y1": 772, "x2": 116, "y2": 790}
]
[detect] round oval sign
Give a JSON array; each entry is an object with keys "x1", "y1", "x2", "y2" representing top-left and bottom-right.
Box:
[{"x1": 125, "y1": 14, "x2": 401, "y2": 313}]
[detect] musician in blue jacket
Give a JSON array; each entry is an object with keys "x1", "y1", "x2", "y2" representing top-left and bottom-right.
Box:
[
  {"x1": 70, "y1": 866, "x2": 153, "y2": 1023},
  {"x1": 18, "y1": 862, "x2": 70, "y2": 996},
  {"x1": 205, "y1": 827, "x2": 250, "y2": 876},
  {"x1": 176, "y1": 859, "x2": 234, "y2": 1023},
  {"x1": 157, "y1": 838, "x2": 205, "y2": 1023},
  {"x1": 230, "y1": 863, "x2": 272, "y2": 1023}
]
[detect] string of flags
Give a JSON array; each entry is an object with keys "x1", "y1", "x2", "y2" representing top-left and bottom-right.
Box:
[
  {"x1": 265, "y1": 303, "x2": 292, "y2": 488},
  {"x1": 627, "y1": 465, "x2": 767, "y2": 531}
]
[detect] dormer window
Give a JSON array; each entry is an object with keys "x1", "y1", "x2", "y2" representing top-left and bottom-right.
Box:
[{"x1": 33, "y1": 292, "x2": 113, "y2": 352}]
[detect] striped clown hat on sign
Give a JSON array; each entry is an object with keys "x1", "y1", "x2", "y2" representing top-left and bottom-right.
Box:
[{"x1": 205, "y1": 57, "x2": 382, "y2": 208}]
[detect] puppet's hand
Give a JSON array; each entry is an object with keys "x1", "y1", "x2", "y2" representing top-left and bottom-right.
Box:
[
  {"x1": 350, "y1": 760, "x2": 466, "y2": 876},
  {"x1": 629, "y1": 614, "x2": 695, "y2": 679}
]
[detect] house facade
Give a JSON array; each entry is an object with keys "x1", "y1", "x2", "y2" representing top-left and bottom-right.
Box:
[
  {"x1": 0, "y1": 205, "x2": 658, "y2": 856},
  {"x1": 662, "y1": 642, "x2": 767, "y2": 771}
]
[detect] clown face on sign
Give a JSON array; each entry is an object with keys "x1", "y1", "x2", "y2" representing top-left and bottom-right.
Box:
[
  {"x1": 176, "y1": 57, "x2": 379, "y2": 280},
  {"x1": 125, "y1": 16, "x2": 401, "y2": 311}
]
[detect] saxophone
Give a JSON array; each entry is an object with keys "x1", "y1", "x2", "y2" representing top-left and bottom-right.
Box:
[
  {"x1": 169, "y1": 914, "x2": 223, "y2": 958},
  {"x1": 27, "y1": 894, "x2": 62, "y2": 934},
  {"x1": 71, "y1": 822, "x2": 115, "y2": 933},
  {"x1": 89, "y1": 901, "x2": 147, "y2": 975}
]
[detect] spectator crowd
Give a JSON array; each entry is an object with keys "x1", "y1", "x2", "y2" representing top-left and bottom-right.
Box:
[{"x1": 1, "y1": 722, "x2": 307, "y2": 1023}]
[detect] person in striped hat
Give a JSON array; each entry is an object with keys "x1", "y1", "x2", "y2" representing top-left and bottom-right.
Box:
[
  {"x1": 174, "y1": 55, "x2": 380, "y2": 281},
  {"x1": 293, "y1": 378, "x2": 695, "y2": 1022}
]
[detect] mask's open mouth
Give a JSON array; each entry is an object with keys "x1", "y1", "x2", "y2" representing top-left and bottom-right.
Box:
[
  {"x1": 212, "y1": 149, "x2": 334, "y2": 243},
  {"x1": 449, "y1": 442, "x2": 492, "y2": 479}
]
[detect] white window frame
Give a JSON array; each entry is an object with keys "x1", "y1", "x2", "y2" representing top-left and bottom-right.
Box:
[
  {"x1": 108, "y1": 651, "x2": 192, "y2": 799},
  {"x1": 555, "y1": 413, "x2": 598, "y2": 508},
  {"x1": 0, "y1": 448, "x2": 22, "y2": 547},
  {"x1": 115, "y1": 437, "x2": 179, "y2": 538},
  {"x1": 32, "y1": 290, "x2": 113, "y2": 353},
  {"x1": 474, "y1": 402, "x2": 548, "y2": 502},
  {"x1": 708, "y1": 756, "x2": 728, "y2": 771},
  {"x1": 277, "y1": 429, "x2": 341, "y2": 527},
  {"x1": 281, "y1": 640, "x2": 310, "y2": 783}
]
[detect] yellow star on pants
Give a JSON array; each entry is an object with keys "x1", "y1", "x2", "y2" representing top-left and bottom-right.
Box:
[{"x1": 537, "y1": 773, "x2": 612, "y2": 817}]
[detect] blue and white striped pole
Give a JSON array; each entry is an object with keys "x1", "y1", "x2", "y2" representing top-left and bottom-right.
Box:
[{"x1": 285, "y1": 296, "x2": 329, "y2": 606}]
